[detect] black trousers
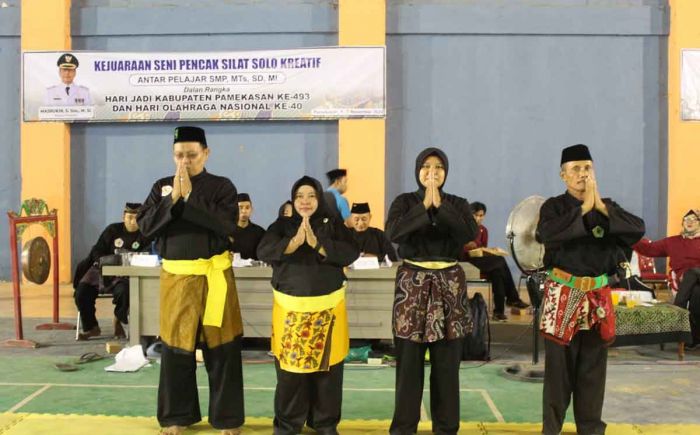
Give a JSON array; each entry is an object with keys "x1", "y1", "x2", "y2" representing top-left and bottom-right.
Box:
[
  {"x1": 73, "y1": 280, "x2": 129, "y2": 331},
  {"x1": 273, "y1": 360, "x2": 344, "y2": 435},
  {"x1": 468, "y1": 256, "x2": 521, "y2": 314},
  {"x1": 543, "y1": 330, "x2": 608, "y2": 435},
  {"x1": 157, "y1": 337, "x2": 245, "y2": 429},
  {"x1": 390, "y1": 337, "x2": 463, "y2": 435},
  {"x1": 674, "y1": 268, "x2": 700, "y2": 343}
]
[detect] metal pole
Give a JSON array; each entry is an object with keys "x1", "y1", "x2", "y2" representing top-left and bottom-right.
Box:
[{"x1": 52, "y1": 215, "x2": 59, "y2": 323}]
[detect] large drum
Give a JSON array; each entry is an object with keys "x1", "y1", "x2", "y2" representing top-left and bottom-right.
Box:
[{"x1": 505, "y1": 195, "x2": 545, "y2": 275}]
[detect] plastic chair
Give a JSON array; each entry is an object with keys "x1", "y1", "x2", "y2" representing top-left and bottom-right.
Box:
[{"x1": 632, "y1": 250, "x2": 668, "y2": 288}]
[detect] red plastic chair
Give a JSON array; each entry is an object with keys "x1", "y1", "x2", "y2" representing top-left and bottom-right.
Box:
[
  {"x1": 633, "y1": 238, "x2": 668, "y2": 283},
  {"x1": 637, "y1": 252, "x2": 667, "y2": 281}
]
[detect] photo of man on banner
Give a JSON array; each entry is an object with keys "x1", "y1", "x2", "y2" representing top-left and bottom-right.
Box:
[{"x1": 44, "y1": 53, "x2": 93, "y2": 106}]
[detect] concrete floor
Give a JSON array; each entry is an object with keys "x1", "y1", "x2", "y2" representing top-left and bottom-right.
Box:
[{"x1": 1, "y1": 281, "x2": 700, "y2": 428}]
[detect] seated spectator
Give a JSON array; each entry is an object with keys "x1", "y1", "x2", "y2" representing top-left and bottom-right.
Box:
[
  {"x1": 462, "y1": 201, "x2": 529, "y2": 321},
  {"x1": 633, "y1": 209, "x2": 700, "y2": 347},
  {"x1": 633, "y1": 209, "x2": 700, "y2": 286},
  {"x1": 73, "y1": 202, "x2": 151, "y2": 340},
  {"x1": 349, "y1": 202, "x2": 398, "y2": 262},
  {"x1": 231, "y1": 193, "x2": 265, "y2": 260},
  {"x1": 278, "y1": 200, "x2": 293, "y2": 218}
]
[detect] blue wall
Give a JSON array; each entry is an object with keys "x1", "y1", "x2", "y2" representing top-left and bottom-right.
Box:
[
  {"x1": 69, "y1": 1, "x2": 339, "y2": 266},
  {"x1": 385, "y1": 0, "x2": 669, "y2": 270},
  {"x1": 0, "y1": 0, "x2": 670, "y2": 278},
  {"x1": 0, "y1": 3, "x2": 21, "y2": 279}
]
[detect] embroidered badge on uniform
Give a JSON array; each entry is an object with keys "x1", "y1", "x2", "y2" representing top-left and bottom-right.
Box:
[
  {"x1": 114, "y1": 238, "x2": 124, "y2": 248},
  {"x1": 592, "y1": 225, "x2": 605, "y2": 238},
  {"x1": 161, "y1": 185, "x2": 173, "y2": 196}
]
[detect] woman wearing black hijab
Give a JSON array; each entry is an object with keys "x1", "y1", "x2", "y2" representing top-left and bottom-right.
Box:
[
  {"x1": 278, "y1": 200, "x2": 293, "y2": 218},
  {"x1": 257, "y1": 176, "x2": 359, "y2": 435},
  {"x1": 386, "y1": 148, "x2": 478, "y2": 435}
]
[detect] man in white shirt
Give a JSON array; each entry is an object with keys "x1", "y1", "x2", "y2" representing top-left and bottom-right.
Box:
[{"x1": 44, "y1": 53, "x2": 92, "y2": 106}]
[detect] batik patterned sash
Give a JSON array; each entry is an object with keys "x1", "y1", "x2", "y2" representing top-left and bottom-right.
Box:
[
  {"x1": 539, "y1": 277, "x2": 615, "y2": 345},
  {"x1": 393, "y1": 261, "x2": 472, "y2": 343},
  {"x1": 271, "y1": 287, "x2": 349, "y2": 373}
]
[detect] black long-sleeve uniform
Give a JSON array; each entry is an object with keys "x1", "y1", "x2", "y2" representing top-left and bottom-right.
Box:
[
  {"x1": 256, "y1": 176, "x2": 359, "y2": 435},
  {"x1": 386, "y1": 192, "x2": 477, "y2": 261},
  {"x1": 386, "y1": 147, "x2": 478, "y2": 435},
  {"x1": 231, "y1": 222, "x2": 266, "y2": 260},
  {"x1": 536, "y1": 191, "x2": 645, "y2": 277},
  {"x1": 73, "y1": 222, "x2": 151, "y2": 288},
  {"x1": 386, "y1": 148, "x2": 477, "y2": 261},
  {"x1": 351, "y1": 227, "x2": 399, "y2": 261},
  {"x1": 138, "y1": 169, "x2": 238, "y2": 260},
  {"x1": 73, "y1": 222, "x2": 151, "y2": 331},
  {"x1": 138, "y1": 168, "x2": 244, "y2": 431},
  {"x1": 536, "y1": 190, "x2": 644, "y2": 435},
  {"x1": 257, "y1": 214, "x2": 359, "y2": 295}
]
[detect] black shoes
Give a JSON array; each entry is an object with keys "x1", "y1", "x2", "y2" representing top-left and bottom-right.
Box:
[
  {"x1": 113, "y1": 317, "x2": 126, "y2": 339},
  {"x1": 492, "y1": 312, "x2": 508, "y2": 322},
  {"x1": 77, "y1": 325, "x2": 101, "y2": 341},
  {"x1": 506, "y1": 299, "x2": 530, "y2": 309}
]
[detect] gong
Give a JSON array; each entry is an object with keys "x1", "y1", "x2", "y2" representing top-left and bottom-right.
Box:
[
  {"x1": 505, "y1": 196, "x2": 546, "y2": 275},
  {"x1": 21, "y1": 236, "x2": 51, "y2": 284}
]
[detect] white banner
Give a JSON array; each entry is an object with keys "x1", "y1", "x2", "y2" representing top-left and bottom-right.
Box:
[
  {"x1": 681, "y1": 49, "x2": 700, "y2": 121},
  {"x1": 22, "y1": 47, "x2": 385, "y2": 122}
]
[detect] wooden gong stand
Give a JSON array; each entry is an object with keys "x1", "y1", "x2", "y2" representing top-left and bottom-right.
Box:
[{"x1": 3, "y1": 199, "x2": 74, "y2": 348}]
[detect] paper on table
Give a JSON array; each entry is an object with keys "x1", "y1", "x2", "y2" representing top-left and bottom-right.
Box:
[
  {"x1": 233, "y1": 258, "x2": 253, "y2": 267},
  {"x1": 351, "y1": 256, "x2": 380, "y2": 269},
  {"x1": 232, "y1": 252, "x2": 253, "y2": 267},
  {"x1": 104, "y1": 345, "x2": 149, "y2": 372},
  {"x1": 129, "y1": 254, "x2": 160, "y2": 267}
]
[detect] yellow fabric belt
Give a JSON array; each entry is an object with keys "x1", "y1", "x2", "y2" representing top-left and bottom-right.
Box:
[
  {"x1": 161, "y1": 252, "x2": 232, "y2": 327},
  {"x1": 404, "y1": 259, "x2": 458, "y2": 270},
  {"x1": 272, "y1": 286, "x2": 346, "y2": 312}
]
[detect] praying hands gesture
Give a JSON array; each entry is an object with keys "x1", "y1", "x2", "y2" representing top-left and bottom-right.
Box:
[
  {"x1": 171, "y1": 161, "x2": 192, "y2": 202},
  {"x1": 285, "y1": 220, "x2": 307, "y2": 254},
  {"x1": 284, "y1": 216, "x2": 326, "y2": 256},
  {"x1": 303, "y1": 217, "x2": 319, "y2": 249},
  {"x1": 581, "y1": 172, "x2": 608, "y2": 217},
  {"x1": 422, "y1": 174, "x2": 442, "y2": 209}
]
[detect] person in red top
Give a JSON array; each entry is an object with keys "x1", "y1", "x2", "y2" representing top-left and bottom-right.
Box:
[
  {"x1": 633, "y1": 210, "x2": 700, "y2": 281},
  {"x1": 633, "y1": 209, "x2": 700, "y2": 347},
  {"x1": 462, "y1": 201, "x2": 529, "y2": 321}
]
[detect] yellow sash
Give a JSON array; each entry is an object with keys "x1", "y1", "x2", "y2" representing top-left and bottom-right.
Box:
[
  {"x1": 271, "y1": 287, "x2": 349, "y2": 373},
  {"x1": 404, "y1": 259, "x2": 458, "y2": 270},
  {"x1": 161, "y1": 252, "x2": 232, "y2": 327}
]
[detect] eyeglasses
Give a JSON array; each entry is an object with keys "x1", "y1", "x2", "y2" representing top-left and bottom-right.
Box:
[{"x1": 683, "y1": 216, "x2": 699, "y2": 223}]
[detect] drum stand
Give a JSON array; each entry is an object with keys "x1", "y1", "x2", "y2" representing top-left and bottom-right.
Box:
[{"x1": 502, "y1": 233, "x2": 546, "y2": 382}]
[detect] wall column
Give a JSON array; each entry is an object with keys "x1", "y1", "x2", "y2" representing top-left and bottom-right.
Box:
[
  {"x1": 668, "y1": 0, "x2": 700, "y2": 234},
  {"x1": 21, "y1": 0, "x2": 72, "y2": 282},
  {"x1": 338, "y1": 0, "x2": 386, "y2": 226}
]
